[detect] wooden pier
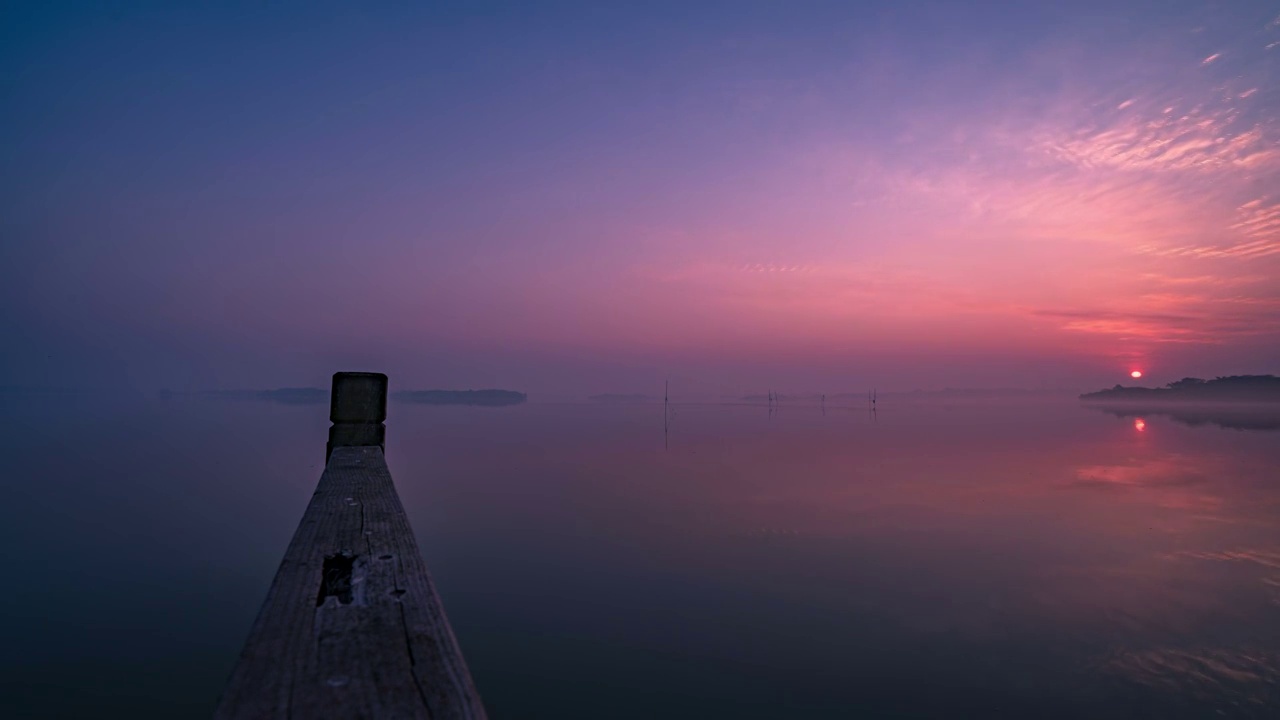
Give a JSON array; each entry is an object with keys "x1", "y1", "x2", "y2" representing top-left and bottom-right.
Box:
[{"x1": 215, "y1": 372, "x2": 486, "y2": 719}]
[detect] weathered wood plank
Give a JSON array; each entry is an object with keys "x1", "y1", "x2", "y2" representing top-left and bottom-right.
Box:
[{"x1": 215, "y1": 374, "x2": 485, "y2": 720}]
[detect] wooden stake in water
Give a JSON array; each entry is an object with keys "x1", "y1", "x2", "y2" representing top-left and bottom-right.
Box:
[{"x1": 664, "y1": 379, "x2": 669, "y2": 449}]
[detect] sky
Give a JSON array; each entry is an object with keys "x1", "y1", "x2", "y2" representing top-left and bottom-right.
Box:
[{"x1": 3, "y1": 1, "x2": 1279, "y2": 395}]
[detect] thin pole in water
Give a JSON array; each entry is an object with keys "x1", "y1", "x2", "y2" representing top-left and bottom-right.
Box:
[{"x1": 664, "y1": 379, "x2": 669, "y2": 449}]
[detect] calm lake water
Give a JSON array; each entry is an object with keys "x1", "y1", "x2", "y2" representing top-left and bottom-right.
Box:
[{"x1": 2, "y1": 396, "x2": 1279, "y2": 718}]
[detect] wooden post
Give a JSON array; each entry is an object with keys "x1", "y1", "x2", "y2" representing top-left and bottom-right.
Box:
[
  {"x1": 327, "y1": 371, "x2": 387, "y2": 462},
  {"x1": 215, "y1": 372, "x2": 487, "y2": 720}
]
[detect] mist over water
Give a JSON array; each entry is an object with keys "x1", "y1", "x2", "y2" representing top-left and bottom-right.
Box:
[{"x1": 3, "y1": 395, "x2": 1279, "y2": 717}]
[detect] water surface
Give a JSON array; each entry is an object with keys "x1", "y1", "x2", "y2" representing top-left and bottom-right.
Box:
[{"x1": 2, "y1": 396, "x2": 1278, "y2": 717}]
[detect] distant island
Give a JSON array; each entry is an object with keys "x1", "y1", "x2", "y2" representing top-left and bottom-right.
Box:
[
  {"x1": 160, "y1": 387, "x2": 328, "y2": 404},
  {"x1": 392, "y1": 389, "x2": 527, "y2": 407},
  {"x1": 588, "y1": 394, "x2": 656, "y2": 404},
  {"x1": 160, "y1": 386, "x2": 529, "y2": 407},
  {"x1": 1, "y1": 385, "x2": 93, "y2": 397},
  {"x1": 1080, "y1": 375, "x2": 1280, "y2": 403},
  {"x1": 255, "y1": 387, "x2": 328, "y2": 404}
]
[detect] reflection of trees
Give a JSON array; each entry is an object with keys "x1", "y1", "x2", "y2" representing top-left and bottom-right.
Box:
[{"x1": 1090, "y1": 405, "x2": 1280, "y2": 431}]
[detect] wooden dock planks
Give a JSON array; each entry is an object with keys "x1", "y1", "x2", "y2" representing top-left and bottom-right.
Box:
[{"x1": 215, "y1": 373, "x2": 485, "y2": 719}]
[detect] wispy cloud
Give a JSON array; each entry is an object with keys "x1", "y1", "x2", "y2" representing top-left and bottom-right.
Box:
[
  {"x1": 1040, "y1": 104, "x2": 1278, "y2": 175},
  {"x1": 1231, "y1": 198, "x2": 1280, "y2": 241},
  {"x1": 1030, "y1": 287, "x2": 1280, "y2": 343}
]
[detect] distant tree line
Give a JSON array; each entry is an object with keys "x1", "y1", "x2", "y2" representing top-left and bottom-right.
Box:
[
  {"x1": 1081, "y1": 375, "x2": 1280, "y2": 403},
  {"x1": 392, "y1": 389, "x2": 527, "y2": 406}
]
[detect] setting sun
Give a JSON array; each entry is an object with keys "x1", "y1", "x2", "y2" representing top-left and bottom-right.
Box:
[{"x1": 1130, "y1": 370, "x2": 1143, "y2": 379}]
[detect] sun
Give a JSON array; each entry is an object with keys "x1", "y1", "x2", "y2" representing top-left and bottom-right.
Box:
[{"x1": 1130, "y1": 370, "x2": 1143, "y2": 379}]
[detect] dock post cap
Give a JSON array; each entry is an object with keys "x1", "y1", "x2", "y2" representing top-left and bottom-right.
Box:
[
  {"x1": 327, "y1": 372, "x2": 388, "y2": 462},
  {"x1": 330, "y1": 372, "x2": 388, "y2": 423}
]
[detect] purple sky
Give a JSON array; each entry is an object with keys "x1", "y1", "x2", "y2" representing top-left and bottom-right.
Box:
[{"x1": 3, "y1": 1, "x2": 1279, "y2": 395}]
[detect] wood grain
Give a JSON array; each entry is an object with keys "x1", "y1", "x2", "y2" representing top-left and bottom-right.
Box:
[{"x1": 214, "y1": 446, "x2": 486, "y2": 719}]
